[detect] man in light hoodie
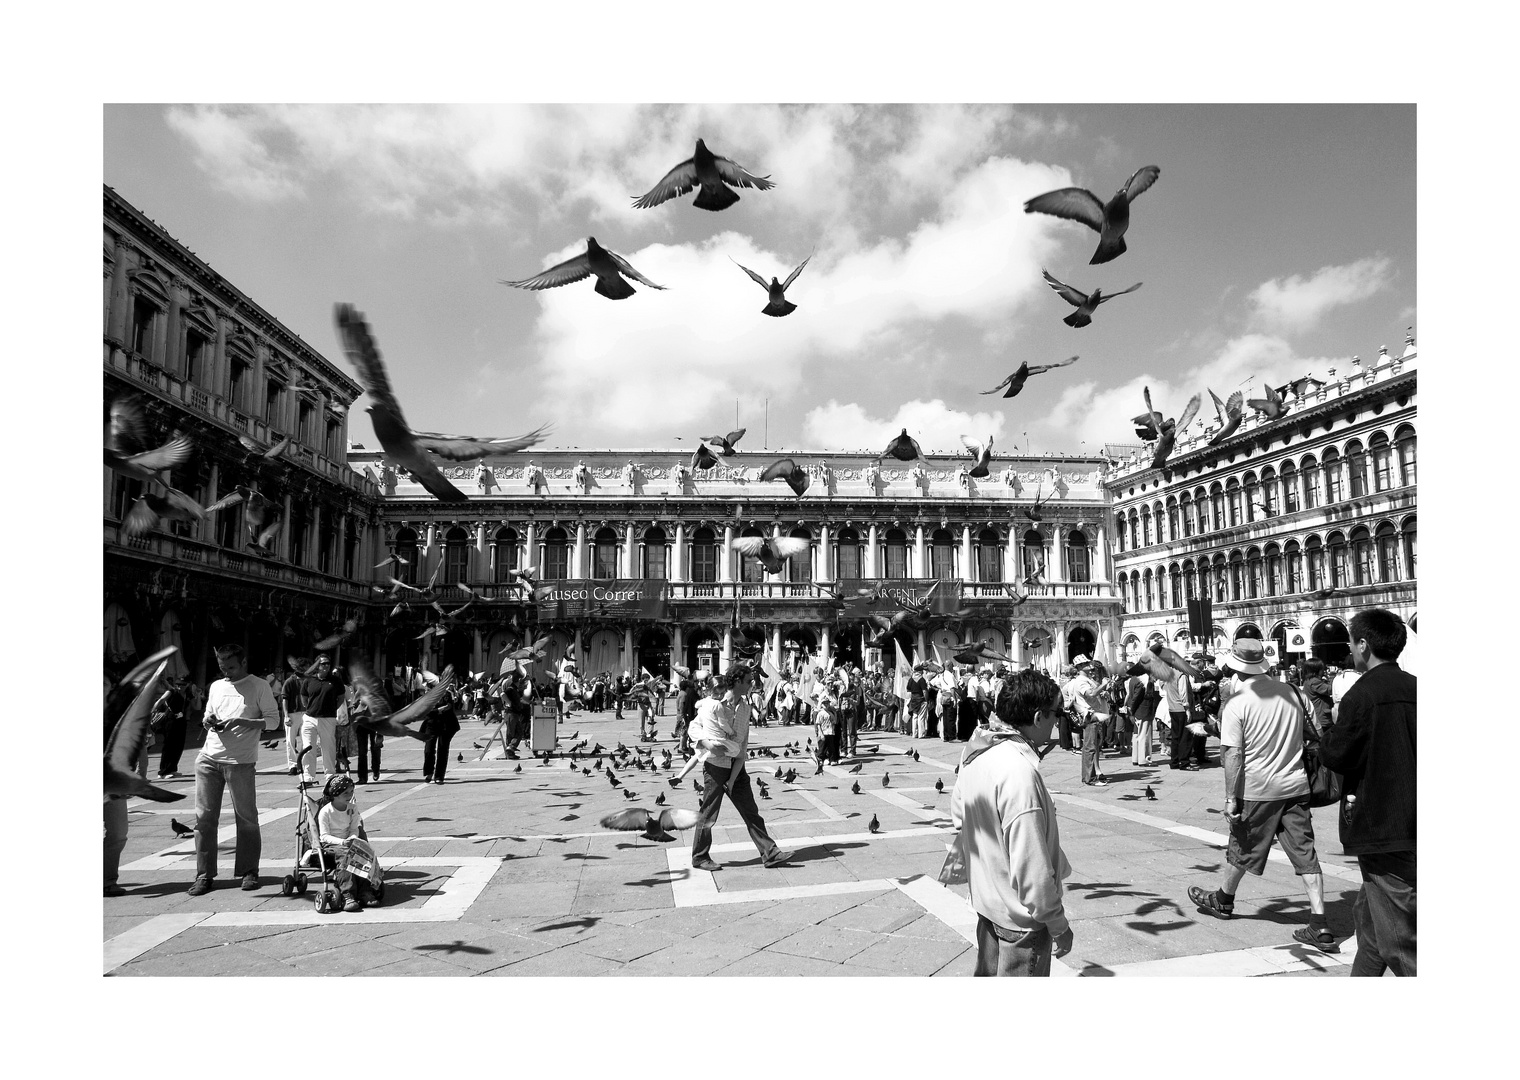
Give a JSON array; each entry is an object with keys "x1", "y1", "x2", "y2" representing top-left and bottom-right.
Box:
[{"x1": 952, "y1": 668, "x2": 1073, "y2": 976}]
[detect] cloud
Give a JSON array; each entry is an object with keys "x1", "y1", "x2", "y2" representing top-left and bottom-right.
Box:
[
  {"x1": 520, "y1": 155, "x2": 1074, "y2": 437},
  {"x1": 1247, "y1": 256, "x2": 1393, "y2": 332},
  {"x1": 801, "y1": 399, "x2": 1008, "y2": 455},
  {"x1": 1037, "y1": 334, "x2": 1347, "y2": 451}
]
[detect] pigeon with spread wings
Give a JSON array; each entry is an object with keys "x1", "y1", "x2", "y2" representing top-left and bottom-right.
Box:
[
  {"x1": 702, "y1": 429, "x2": 746, "y2": 455},
  {"x1": 500, "y1": 237, "x2": 666, "y2": 301},
  {"x1": 1142, "y1": 390, "x2": 1203, "y2": 470},
  {"x1": 599, "y1": 807, "x2": 699, "y2": 842},
  {"x1": 349, "y1": 660, "x2": 457, "y2": 740},
  {"x1": 238, "y1": 433, "x2": 291, "y2": 461},
  {"x1": 882, "y1": 428, "x2": 923, "y2": 462},
  {"x1": 335, "y1": 305, "x2": 468, "y2": 502},
  {"x1": 981, "y1": 356, "x2": 1079, "y2": 398},
  {"x1": 1206, "y1": 389, "x2": 1245, "y2": 446},
  {"x1": 732, "y1": 253, "x2": 811, "y2": 317},
  {"x1": 1022, "y1": 482, "x2": 1053, "y2": 523},
  {"x1": 104, "y1": 396, "x2": 193, "y2": 485},
  {"x1": 104, "y1": 649, "x2": 186, "y2": 803},
  {"x1": 691, "y1": 442, "x2": 721, "y2": 472},
  {"x1": 1041, "y1": 270, "x2": 1142, "y2": 328},
  {"x1": 632, "y1": 138, "x2": 774, "y2": 212},
  {"x1": 731, "y1": 535, "x2": 811, "y2": 576},
  {"x1": 1246, "y1": 381, "x2": 1288, "y2": 420},
  {"x1": 1023, "y1": 165, "x2": 1160, "y2": 264},
  {"x1": 204, "y1": 487, "x2": 282, "y2": 554},
  {"x1": 121, "y1": 489, "x2": 205, "y2": 539},
  {"x1": 960, "y1": 434, "x2": 995, "y2": 478},
  {"x1": 759, "y1": 457, "x2": 810, "y2": 496}
]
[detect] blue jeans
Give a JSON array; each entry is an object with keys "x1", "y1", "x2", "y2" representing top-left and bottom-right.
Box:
[
  {"x1": 974, "y1": 916, "x2": 1052, "y2": 976},
  {"x1": 690, "y1": 762, "x2": 780, "y2": 865},
  {"x1": 1350, "y1": 850, "x2": 1416, "y2": 977},
  {"x1": 1081, "y1": 719, "x2": 1107, "y2": 782},
  {"x1": 194, "y1": 757, "x2": 261, "y2": 880}
]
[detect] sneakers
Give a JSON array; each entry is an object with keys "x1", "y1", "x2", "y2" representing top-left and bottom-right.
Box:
[
  {"x1": 691, "y1": 857, "x2": 722, "y2": 872},
  {"x1": 187, "y1": 875, "x2": 213, "y2": 896},
  {"x1": 1084, "y1": 777, "x2": 1109, "y2": 787},
  {"x1": 1188, "y1": 885, "x2": 1233, "y2": 919},
  {"x1": 343, "y1": 897, "x2": 363, "y2": 913},
  {"x1": 286, "y1": 766, "x2": 300, "y2": 775},
  {"x1": 764, "y1": 849, "x2": 797, "y2": 868},
  {"x1": 1292, "y1": 926, "x2": 1340, "y2": 953},
  {"x1": 240, "y1": 873, "x2": 261, "y2": 891},
  {"x1": 104, "y1": 883, "x2": 127, "y2": 897}
]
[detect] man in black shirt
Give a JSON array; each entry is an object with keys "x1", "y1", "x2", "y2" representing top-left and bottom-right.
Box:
[{"x1": 298, "y1": 654, "x2": 347, "y2": 783}]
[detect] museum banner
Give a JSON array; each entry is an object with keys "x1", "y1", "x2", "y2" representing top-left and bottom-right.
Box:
[
  {"x1": 533, "y1": 580, "x2": 669, "y2": 621},
  {"x1": 837, "y1": 579, "x2": 962, "y2": 619}
]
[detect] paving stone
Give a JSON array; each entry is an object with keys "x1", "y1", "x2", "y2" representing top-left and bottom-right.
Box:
[
  {"x1": 693, "y1": 915, "x2": 796, "y2": 951},
  {"x1": 888, "y1": 913, "x2": 970, "y2": 944},
  {"x1": 238, "y1": 923, "x2": 398, "y2": 962},
  {"x1": 766, "y1": 924, "x2": 880, "y2": 963},
  {"x1": 849, "y1": 934, "x2": 971, "y2": 975},
  {"x1": 713, "y1": 950, "x2": 848, "y2": 977},
  {"x1": 485, "y1": 947, "x2": 623, "y2": 976},
  {"x1": 286, "y1": 937, "x2": 415, "y2": 976},
  {"x1": 562, "y1": 926, "x2": 690, "y2": 963},
  {"x1": 618, "y1": 938, "x2": 756, "y2": 976},
  {"x1": 820, "y1": 891, "x2": 924, "y2": 935}
]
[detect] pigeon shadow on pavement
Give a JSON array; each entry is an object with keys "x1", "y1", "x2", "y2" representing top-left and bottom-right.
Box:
[
  {"x1": 1075, "y1": 961, "x2": 1117, "y2": 977},
  {"x1": 1125, "y1": 918, "x2": 1197, "y2": 935},
  {"x1": 561, "y1": 853, "x2": 608, "y2": 860},
  {"x1": 413, "y1": 941, "x2": 493, "y2": 955},
  {"x1": 535, "y1": 917, "x2": 599, "y2": 933}
]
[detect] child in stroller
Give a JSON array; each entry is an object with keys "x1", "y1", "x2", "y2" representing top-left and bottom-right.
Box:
[{"x1": 315, "y1": 774, "x2": 377, "y2": 912}]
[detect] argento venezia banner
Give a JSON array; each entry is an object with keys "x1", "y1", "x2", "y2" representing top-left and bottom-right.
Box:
[
  {"x1": 836, "y1": 579, "x2": 962, "y2": 618},
  {"x1": 533, "y1": 580, "x2": 669, "y2": 621}
]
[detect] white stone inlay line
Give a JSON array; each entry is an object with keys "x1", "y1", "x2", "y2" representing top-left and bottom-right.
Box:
[
  {"x1": 103, "y1": 913, "x2": 210, "y2": 975},
  {"x1": 893, "y1": 874, "x2": 1078, "y2": 976},
  {"x1": 1091, "y1": 937, "x2": 1359, "y2": 977},
  {"x1": 795, "y1": 788, "x2": 846, "y2": 820},
  {"x1": 120, "y1": 806, "x2": 298, "y2": 874},
  {"x1": 1054, "y1": 793, "x2": 1362, "y2": 882}
]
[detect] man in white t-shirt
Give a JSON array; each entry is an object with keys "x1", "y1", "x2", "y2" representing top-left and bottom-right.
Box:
[
  {"x1": 1187, "y1": 639, "x2": 1335, "y2": 952},
  {"x1": 189, "y1": 644, "x2": 281, "y2": 896}
]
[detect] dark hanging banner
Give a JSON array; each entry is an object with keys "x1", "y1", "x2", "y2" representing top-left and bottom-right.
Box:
[
  {"x1": 837, "y1": 579, "x2": 962, "y2": 619},
  {"x1": 534, "y1": 580, "x2": 669, "y2": 621}
]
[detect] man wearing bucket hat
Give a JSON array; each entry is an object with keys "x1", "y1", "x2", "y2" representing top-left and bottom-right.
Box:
[
  {"x1": 1067, "y1": 657, "x2": 1113, "y2": 786},
  {"x1": 1186, "y1": 638, "x2": 1337, "y2": 952}
]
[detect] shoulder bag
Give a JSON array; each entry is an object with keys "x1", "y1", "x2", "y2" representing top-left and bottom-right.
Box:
[{"x1": 1293, "y1": 686, "x2": 1342, "y2": 808}]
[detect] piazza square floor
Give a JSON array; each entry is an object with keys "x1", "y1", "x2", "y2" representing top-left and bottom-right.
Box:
[{"x1": 104, "y1": 706, "x2": 1370, "y2": 978}]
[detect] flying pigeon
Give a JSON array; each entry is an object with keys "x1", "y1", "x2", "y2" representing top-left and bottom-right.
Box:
[
  {"x1": 1207, "y1": 389, "x2": 1245, "y2": 446},
  {"x1": 731, "y1": 535, "x2": 810, "y2": 576},
  {"x1": 121, "y1": 489, "x2": 205, "y2": 538},
  {"x1": 1246, "y1": 381, "x2": 1288, "y2": 420},
  {"x1": 691, "y1": 443, "x2": 721, "y2": 472},
  {"x1": 759, "y1": 457, "x2": 810, "y2": 496},
  {"x1": 980, "y1": 356, "x2": 1079, "y2": 398},
  {"x1": 732, "y1": 253, "x2": 811, "y2": 317},
  {"x1": 632, "y1": 138, "x2": 775, "y2": 212},
  {"x1": 104, "y1": 396, "x2": 192, "y2": 485},
  {"x1": 960, "y1": 435, "x2": 995, "y2": 479},
  {"x1": 599, "y1": 807, "x2": 700, "y2": 843},
  {"x1": 348, "y1": 659, "x2": 457, "y2": 740},
  {"x1": 1041, "y1": 270, "x2": 1142, "y2": 328},
  {"x1": 1022, "y1": 481, "x2": 1053, "y2": 523},
  {"x1": 1023, "y1": 165, "x2": 1160, "y2": 264},
  {"x1": 500, "y1": 237, "x2": 666, "y2": 301},
  {"x1": 104, "y1": 651, "x2": 185, "y2": 803},
  {"x1": 702, "y1": 429, "x2": 746, "y2": 456},
  {"x1": 881, "y1": 428, "x2": 923, "y2": 462},
  {"x1": 238, "y1": 433, "x2": 291, "y2": 460},
  {"x1": 314, "y1": 618, "x2": 359, "y2": 652},
  {"x1": 1139, "y1": 388, "x2": 1202, "y2": 470}
]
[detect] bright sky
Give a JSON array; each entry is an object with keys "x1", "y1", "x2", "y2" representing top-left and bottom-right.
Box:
[{"x1": 104, "y1": 104, "x2": 1413, "y2": 460}]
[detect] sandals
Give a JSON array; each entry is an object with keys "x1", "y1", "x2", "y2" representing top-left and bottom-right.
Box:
[
  {"x1": 1188, "y1": 885, "x2": 1233, "y2": 920},
  {"x1": 1291, "y1": 926, "x2": 1340, "y2": 953}
]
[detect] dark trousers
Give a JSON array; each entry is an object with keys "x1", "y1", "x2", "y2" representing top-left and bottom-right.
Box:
[
  {"x1": 1168, "y1": 710, "x2": 1194, "y2": 767},
  {"x1": 1350, "y1": 850, "x2": 1417, "y2": 977},
  {"x1": 104, "y1": 797, "x2": 129, "y2": 886},
  {"x1": 422, "y1": 733, "x2": 454, "y2": 781},
  {"x1": 925, "y1": 707, "x2": 940, "y2": 739},
  {"x1": 675, "y1": 715, "x2": 694, "y2": 754},
  {"x1": 940, "y1": 698, "x2": 958, "y2": 742},
  {"x1": 973, "y1": 916, "x2": 1052, "y2": 977},
  {"x1": 843, "y1": 705, "x2": 860, "y2": 756},
  {"x1": 1058, "y1": 710, "x2": 1075, "y2": 750},
  {"x1": 356, "y1": 731, "x2": 384, "y2": 780},
  {"x1": 157, "y1": 715, "x2": 188, "y2": 775},
  {"x1": 820, "y1": 732, "x2": 840, "y2": 764},
  {"x1": 1081, "y1": 719, "x2": 1106, "y2": 782},
  {"x1": 957, "y1": 700, "x2": 978, "y2": 741},
  {"x1": 690, "y1": 762, "x2": 780, "y2": 864}
]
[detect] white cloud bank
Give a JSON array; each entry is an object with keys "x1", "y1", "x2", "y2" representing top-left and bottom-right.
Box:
[
  {"x1": 1248, "y1": 256, "x2": 1393, "y2": 333},
  {"x1": 801, "y1": 399, "x2": 1008, "y2": 455}
]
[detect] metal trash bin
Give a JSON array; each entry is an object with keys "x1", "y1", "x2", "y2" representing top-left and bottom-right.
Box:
[{"x1": 530, "y1": 702, "x2": 559, "y2": 754}]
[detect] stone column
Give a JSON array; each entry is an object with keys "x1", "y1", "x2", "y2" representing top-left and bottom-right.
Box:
[
  {"x1": 212, "y1": 317, "x2": 230, "y2": 400},
  {"x1": 722, "y1": 524, "x2": 736, "y2": 581},
  {"x1": 915, "y1": 524, "x2": 927, "y2": 580},
  {"x1": 474, "y1": 522, "x2": 487, "y2": 582},
  {"x1": 252, "y1": 344, "x2": 268, "y2": 424},
  {"x1": 672, "y1": 522, "x2": 685, "y2": 581},
  {"x1": 165, "y1": 279, "x2": 185, "y2": 377},
  {"x1": 1097, "y1": 618, "x2": 1115, "y2": 668},
  {"x1": 573, "y1": 628, "x2": 584, "y2": 666},
  {"x1": 917, "y1": 629, "x2": 928, "y2": 664},
  {"x1": 523, "y1": 522, "x2": 537, "y2": 572},
  {"x1": 866, "y1": 523, "x2": 879, "y2": 578},
  {"x1": 820, "y1": 625, "x2": 831, "y2": 664},
  {"x1": 770, "y1": 625, "x2": 782, "y2": 673},
  {"x1": 624, "y1": 523, "x2": 636, "y2": 579},
  {"x1": 280, "y1": 492, "x2": 294, "y2": 560},
  {"x1": 960, "y1": 524, "x2": 974, "y2": 582},
  {"x1": 472, "y1": 629, "x2": 484, "y2": 674},
  {"x1": 1004, "y1": 528, "x2": 1019, "y2": 583},
  {"x1": 310, "y1": 502, "x2": 323, "y2": 571},
  {"x1": 1094, "y1": 520, "x2": 1110, "y2": 583},
  {"x1": 1009, "y1": 622, "x2": 1024, "y2": 667},
  {"x1": 1054, "y1": 526, "x2": 1067, "y2": 582},
  {"x1": 671, "y1": 625, "x2": 684, "y2": 674},
  {"x1": 1054, "y1": 624, "x2": 1068, "y2": 667},
  {"x1": 106, "y1": 236, "x2": 131, "y2": 346},
  {"x1": 203, "y1": 463, "x2": 220, "y2": 544},
  {"x1": 722, "y1": 626, "x2": 733, "y2": 667},
  {"x1": 624, "y1": 627, "x2": 636, "y2": 675},
  {"x1": 817, "y1": 523, "x2": 832, "y2": 581},
  {"x1": 573, "y1": 522, "x2": 587, "y2": 579}
]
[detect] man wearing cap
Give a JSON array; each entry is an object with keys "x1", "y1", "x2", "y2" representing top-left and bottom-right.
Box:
[
  {"x1": 298, "y1": 654, "x2": 346, "y2": 784},
  {"x1": 1187, "y1": 638, "x2": 1335, "y2": 952},
  {"x1": 688, "y1": 665, "x2": 795, "y2": 873},
  {"x1": 189, "y1": 644, "x2": 281, "y2": 895},
  {"x1": 1068, "y1": 658, "x2": 1113, "y2": 786},
  {"x1": 1319, "y1": 609, "x2": 1417, "y2": 975}
]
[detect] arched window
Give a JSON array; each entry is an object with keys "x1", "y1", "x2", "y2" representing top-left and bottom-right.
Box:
[
  {"x1": 1226, "y1": 479, "x2": 1242, "y2": 527},
  {"x1": 592, "y1": 526, "x2": 619, "y2": 580},
  {"x1": 974, "y1": 527, "x2": 1000, "y2": 582},
  {"x1": 541, "y1": 526, "x2": 569, "y2": 579},
  {"x1": 1246, "y1": 546, "x2": 1263, "y2": 599},
  {"x1": 740, "y1": 525, "x2": 767, "y2": 582},
  {"x1": 1211, "y1": 554, "x2": 1228, "y2": 603},
  {"x1": 1065, "y1": 529, "x2": 1091, "y2": 583},
  {"x1": 1166, "y1": 498, "x2": 1179, "y2": 541},
  {"x1": 1370, "y1": 432, "x2": 1393, "y2": 492},
  {"x1": 1301, "y1": 454, "x2": 1321, "y2": 509},
  {"x1": 1141, "y1": 506, "x2": 1153, "y2": 546},
  {"x1": 1210, "y1": 484, "x2": 1225, "y2": 532},
  {"x1": 1346, "y1": 440, "x2": 1368, "y2": 498},
  {"x1": 130, "y1": 288, "x2": 163, "y2": 362},
  {"x1": 1154, "y1": 501, "x2": 1166, "y2": 542},
  {"x1": 1194, "y1": 488, "x2": 1209, "y2": 534},
  {"x1": 1265, "y1": 543, "x2": 1282, "y2": 596},
  {"x1": 642, "y1": 526, "x2": 667, "y2": 580},
  {"x1": 443, "y1": 526, "x2": 470, "y2": 584},
  {"x1": 1376, "y1": 523, "x2": 1400, "y2": 582},
  {"x1": 788, "y1": 526, "x2": 812, "y2": 581},
  {"x1": 1180, "y1": 493, "x2": 1194, "y2": 537},
  {"x1": 1128, "y1": 509, "x2": 1141, "y2": 550},
  {"x1": 887, "y1": 528, "x2": 912, "y2": 580},
  {"x1": 1242, "y1": 472, "x2": 1259, "y2": 521},
  {"x1": 1305, "y1": 535, "x2": 1324, "y2": 590},
  {"x1": 492, "y1": 527, "x2": 519, "y2": 582},
  {"x1": 1168, "y1": 563, "x2": 1182, "y2": 608},
  {"x1": 835, "y1": 526, "x2": 863, "y2": 579},
  {"x1": 1183, "y1": 559, "x2": 1198, "y2": 600},
  {"x1": 1285, "y1": 540, "x2": 1302, "y2": 594},
  {"x1": 1114, "y1": 513, "x2": 1125, "y2": 554},
  {"x1": 1280, "y1": 460, "x2": 1300, "y2": 513},
  {"x1": 930, "y1": 528, "x2": 956, "y2": 579},
  {"x1": 689, "y1": 527, "x2": 718, "y2": 583},
  {"x1": 1021, "y1": 529, "x2": 1047, "y2": 582},
  {"x1": 1259, "y1": 467, "x2": 1278, "y2": 516},
  {"x1": 394, "y1": 528, "x2": 419, "y2": 584},
  {"x1": 1229, "y1": 550, "x2": 1245, "y2": 600},
  {"x1": 1350, "y1": 526, "x2": 1374, "y2": 586},
  {"x1": 1323, "y1": 447, "x2": 1344, "y2": 503},
  {"x1": 1117, "y1": 571, "x2": 1129, "y2": 612},
  {"x1": 1402, "y1": 516, "x2": 1417, "y2": 579},
  {"x1": 1328, "y1": 531, "x2": 1349, "y2": 587},
  {"x1": 1395, "y1": 425, "x2": 1416, "y2": 486},
  {"x1": 1142, "y1": 568, "x2": 1154, "y2": 612}
]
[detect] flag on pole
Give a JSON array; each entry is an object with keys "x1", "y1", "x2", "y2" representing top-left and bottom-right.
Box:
[
  {"x1": 760, "y1": 652, "x2": 782, "y2": 711},
  {"x1": 894, "y1": 639, "x2": 911, "y2": 703},
  {"x1": 797, "y1": 656, "x2": 815, "y2": 703}
]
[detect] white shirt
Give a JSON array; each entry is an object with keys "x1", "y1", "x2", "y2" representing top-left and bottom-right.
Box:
[
  {"x1": 201, "y1": 675, "x2": 280, "y2": 765},
  {"x1": 1219, "y1": 678, "x2": 1310, "y2": 801}
]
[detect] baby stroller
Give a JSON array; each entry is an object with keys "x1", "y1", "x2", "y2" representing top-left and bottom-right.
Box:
[{"x1": 280, "y1": 746, "x2": 387, "y2": 914}]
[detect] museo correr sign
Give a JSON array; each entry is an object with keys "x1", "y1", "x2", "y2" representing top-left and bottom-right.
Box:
[{"x1": 533, "y1": 580, "x2": 669, "y2": 620}]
